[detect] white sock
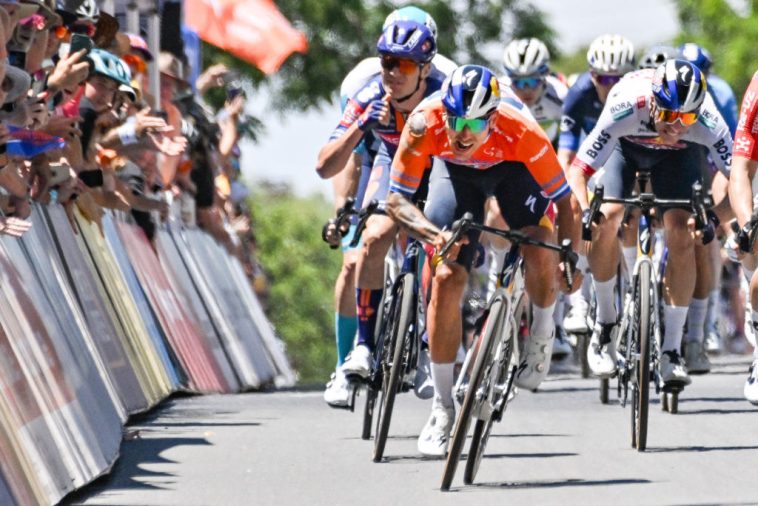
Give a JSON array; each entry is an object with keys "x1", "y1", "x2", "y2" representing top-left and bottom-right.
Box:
[
  {"x1": 622, "y1": 246, "x2": 637, "y2": 279},
  {"x1": 743, "y1": 265, "x2": 755, "y2": 283},
  {"x1": 431, "y1": 362, "x2": 455, "y2": 409},
  {"x1": 531, "y1": 302, "x2": 557, "y2": 339},
  {"x1": 553, "y1": 294, "x2": 565, "y2": 325},
  {"x1": 594, "y1": 276, "x2": 618, "y2": 324},
  {"x1": 705, "y1": 289, "x2": 719, "y2": 333},
  {"x1": 685, "y1": 298, "x2": 708, "y2": 343},
  {"x1": 662, "y1": 305, "x2": 689, "y2": 353}
]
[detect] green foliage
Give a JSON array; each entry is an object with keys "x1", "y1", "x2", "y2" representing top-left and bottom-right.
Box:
[
  {"x1": 198, "y1": 1, "x2": 557, "y2": 113},
  {"x1": 553, "y1": 45, "x2": 590, "y2": 80},
  {"x1": 674, "y1": 0, "x2": 758, "y2": 99},
  {"x1": 250, "y1": 183, "x2": 342, "y2": 384}
]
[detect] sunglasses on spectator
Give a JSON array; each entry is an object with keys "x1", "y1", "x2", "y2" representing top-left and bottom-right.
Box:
[
  {"x1": 446, "y1": 115, "x2": 490, "y2": 134},
  {"x1": 380, "y1": 55, "x2": 419, "y2": 75},
  {"x1": 70, "y1": 22, "x2": 96, "y2": 37},
  {"x1": 123, "y1": 53, "x2": 147, "y2": 74},
  {"x1": 592, "y1": 73, "x2": 622, "y2": 86},
  {"x1": 511, "y1": 76, "x2": 543, "y2": 90},
  {"x1": 654, "y1": 106, "x2": 699, "y2": 126},
  {"x1": 52, "y1": 25, "x2": 70, "y2": 40}
]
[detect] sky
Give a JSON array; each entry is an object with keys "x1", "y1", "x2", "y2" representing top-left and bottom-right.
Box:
[{"x1": 240, "y1": 0, "x2": 681, "y2": 198}]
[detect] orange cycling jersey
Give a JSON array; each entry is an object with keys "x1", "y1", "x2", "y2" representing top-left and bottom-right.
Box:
[
  {"x1": 389, "y1": 98, "x2": 570, "y2": 201},
  {"x1": 734, "y1": 71, "x2": 758, "y2": 162}
]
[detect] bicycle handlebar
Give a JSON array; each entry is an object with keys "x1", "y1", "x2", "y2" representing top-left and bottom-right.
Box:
[
  {"x1": 737, "y1": 207, "x2": 758, "y2": 253},
  {"x1": 322, "y1": 197, "x2": 356, "y2": 249},
  {"x1": 582, "y1": 182, "x2": 716, "y2": 244},
  {"x1": 434, "y1": 212, "x2": 579, "y2": 290}
]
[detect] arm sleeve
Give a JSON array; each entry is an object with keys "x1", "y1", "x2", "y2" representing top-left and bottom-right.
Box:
[
  {"x1": 328, "y1": 98, "x2": 366, "y2": 142},
  {"x1": 734, "y1": 73, "x2": 758, "y2": 162},
  {"x1": 389, "y1": 116, "x2": 435, "y2": 198}
]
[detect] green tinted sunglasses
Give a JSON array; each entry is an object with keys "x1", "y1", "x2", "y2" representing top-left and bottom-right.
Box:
[{"x1": 446, "y1": 115, "x2": 490, "y2": 134}]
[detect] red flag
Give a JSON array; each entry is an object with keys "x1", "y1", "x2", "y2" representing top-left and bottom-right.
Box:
[{"x1": 185, "y1": 0, "x2": 308, "y2": 74}]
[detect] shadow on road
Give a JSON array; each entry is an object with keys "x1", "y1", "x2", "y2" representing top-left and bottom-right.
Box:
[
  {"x1": 646, "y1": 445, "x2": 758, "y2": 453},
  {"x1": 481, "y1": 452, "x2": 578, "y2": 459},
  {"x1": 458, "y1": 477, "x2": 650, "y2": 491}
]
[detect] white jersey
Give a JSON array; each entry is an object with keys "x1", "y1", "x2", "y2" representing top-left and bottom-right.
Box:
[
  {"x1": 573, "y1": 68, "x2": 733, "y2": 176},
  {"x1": 339, "y1": 53, "x2": 457, "y2": 103},
  {"x1": 499, "y1": 74, "x2": 567, "y2": 143}
]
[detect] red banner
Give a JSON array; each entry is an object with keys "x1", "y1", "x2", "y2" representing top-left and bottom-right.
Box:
[{"x1": 185, "y1": 0, "x2": 308, "y2": 74}]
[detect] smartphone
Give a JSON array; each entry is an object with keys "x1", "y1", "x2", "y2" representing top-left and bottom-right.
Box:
[
  {"x1": 69, "y1": 34, "x2": 93, "y2": 55},
  {"x1": 48, "y1": 162, "x2": 72, "y2": 186}
]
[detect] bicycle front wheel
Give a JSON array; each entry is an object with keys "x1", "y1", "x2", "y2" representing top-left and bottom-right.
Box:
[
  {"x1": 632, "y1": 262, "x2": 651, "y2": 451},
  {"x1": 441, "y1": 295, "x2": 506, "y2": 491},
  {"x1": 373, "y1": 273, "x2": 414, "y2": 462}
]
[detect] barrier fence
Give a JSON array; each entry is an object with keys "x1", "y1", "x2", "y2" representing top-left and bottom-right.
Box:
[{"x1": 0, "y1": 205, "x2": 295, "y2": 505}]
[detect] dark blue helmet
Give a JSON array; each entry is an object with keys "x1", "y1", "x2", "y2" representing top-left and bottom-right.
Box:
[
  {"x1": 678, "y1": 43, "x2": 713, "y2": 73},
  {"x1": 377, "y1": 20, "x2": 436, "y2": 64}
]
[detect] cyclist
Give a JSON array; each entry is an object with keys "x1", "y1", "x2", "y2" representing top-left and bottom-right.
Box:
[
  {"x1": 500, "y1": 37, "x2": 572, "y2": 357},
  {"x1": 316, "y1": 19, "x2": 444, "y2": 383},
  {"x1": 558, "y1": 34, "x2": 636, "y2": 337},
  {"x1": 387, "y1": 65, "x2": 580, "y2": 456},
  {"x1": 568, "y1": 59, "x2": 732, "y2": 387},
  {"x1": 638, "y1": 45, "x2": 677, "y2": 70},
  {"x1": 678, "y1": 42, "x2": 739, "y2": 358},
  {"x1": 727, "y1": 69, "x2": 758, "y2": 404}
]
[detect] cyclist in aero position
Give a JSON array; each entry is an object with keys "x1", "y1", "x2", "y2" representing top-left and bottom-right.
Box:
[
  {"x1": 386, "y1": 65, "x2": 580, "y2": 456},
  {"x1": 568, "y1": 60, "x2": 732, "y2": 387},
  {"x1": 727, "y1": 69, "x2": 758, "y2": 404},
  {"x1": 316, "y1": 19, "x2": 445, "y2": 381},
  {"x1": 318, "y1": 6, "x2": 452, "y2": 408},
  {"x1": 500, "y1": 37, "x2": 572, "y2": 357},
  {"x1": 558, "y1": 34, "x2": 636, "y2": 337}
]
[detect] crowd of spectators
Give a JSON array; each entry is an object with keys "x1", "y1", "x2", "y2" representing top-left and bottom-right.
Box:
[{"x1": 0, "y1": 0, "x2": 264, "y2": 292}]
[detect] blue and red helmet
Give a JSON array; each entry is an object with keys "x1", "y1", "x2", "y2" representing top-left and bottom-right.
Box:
[
  {"x1": 678, "y1": 43, "x2": 713, "y2": 73},
  {"x1": 651, "y1": 59, "x2": 708, "y2": 112},
  {"x1": 377, "y1": 20, "x2": 436, "y2": 64},
  {"x1": 442, "y1": 65, "x2": 501, "y2": 119}
]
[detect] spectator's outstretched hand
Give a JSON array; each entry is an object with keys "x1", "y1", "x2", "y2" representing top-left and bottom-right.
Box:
[
  {"x1": 146, "y1": 129, "x2": 187, "y2": 156},
  {"x1": 43, "y1": 116, "x2": 82, "y2": 140},
  {"x1": 196, "y1": 63, "x2": 230, "y2": 94},
  {"x1": 134, "y1": 107, "x2": 169, "y2": 137},
  {"x1": 0, "y1": 216, "x2": 31, "y2": 237},
  {"x1": 47, "y1": 49, "x2": 90, "y2": 94}
]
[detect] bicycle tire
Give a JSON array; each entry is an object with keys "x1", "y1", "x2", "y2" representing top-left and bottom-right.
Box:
[
  {"x1": 361, "y1": 386, "x2": 376, "y2": 440},
  {"x1": 441, "y1": 295, "x2": 506, "y2": 491},
  {"x1": 600, "y1": 378, "x2": 609, "y2": 404},
  {"x1": 634, "y1": 262, "x2": 651, "y2": 451},
  {"x1": 373, "y1": 273, "x2": 414, "y2": 462}
]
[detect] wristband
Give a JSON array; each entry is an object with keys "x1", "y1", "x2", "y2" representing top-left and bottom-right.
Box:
[{"x1": 117, "y1": 123, "x2": 138, "y2": 145}]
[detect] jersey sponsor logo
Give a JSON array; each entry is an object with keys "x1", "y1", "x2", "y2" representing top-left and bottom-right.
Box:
[
  {"x1": 752, "y1": 115, "x2": 758, "y2": 135},
  {"x1": 610, "y1": 101, "x2": 632, "y2": 114},
  {"x1": 636, "y1": 96, "x2": 646, "y2": 109},
  {"x1": 585, "y1": 129, "x2": 611, "y2": 159},
  {"x1": 612, "y1": 108, "x2": 633, "y2": 121},
  {"x1": 525, "y1": 194, "x2": 537, "y2": 213},
  {"x1": 734, "y1": 136, "x2": 751, "y2": 154},
  {"x1": 355, "y1": 80, "x2": 381, "y2": 103},
  {"x1": 713, "y1": 138, "x2": 732, "y2": 165},
  {"x1": 627, "y1": 136, "x2": 687, "y2": 150},
  {"x1": 698, "y1": 109, "x2": 717, "y2": 130},
  {"x1": 560, "y1": 115, "x2": 576, "y2": 132},
  {"x1": 529, "y1": 144, "x2": 548, "y2": 162}
]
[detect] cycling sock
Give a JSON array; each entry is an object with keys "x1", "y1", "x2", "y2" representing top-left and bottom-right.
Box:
[
  {"x1": 578, "y1": 255, "x2": 592, "y2": 302},
  {"x1": 685, "y1": 297, "x2": 708, "y2": 343},
  {"x1": 531, "y1": 302, "x2": 557, "y2": 339},
  {"x1": 431, "y1": 362, "x2": 455, "y2": 409},
  {"x1": 335, "y1": 313, "x2": 358, "y2": 366},
  {"x1": 356, "y1": 288, "x2": 383, "y2": 350},
  {"x1": 594, "y1": 276, "x2": 618, "y2": 324},
  {"x1": 662, "y1": 305, "x2": 688, "y2": 352},
  {"x1": 704, "y1": 289, "x2": 719, "y2": 334},
  {"x1": 622, "y1": 246, "x2": 637, "y2": 280},
  {"x1": 742, "y1": 265, "x2": 754, "y2": 283},
  {"x1": 553, "y1": 294, "x2": 565, "y2": 326}
]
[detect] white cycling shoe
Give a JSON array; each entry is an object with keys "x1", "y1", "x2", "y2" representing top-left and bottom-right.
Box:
[
  {"x1": 684, "y1": 341, "x2": 711, "y2": 375},
  {"x1": 744, "y1": 359, "x2": 758, "y2": 405},
  {"x1": 660, "y1": 350, "x2": 692, "y2": 387},
  {"x1": 417, "y1": 402, "x2": 455, "y2": 458},
  {"x1": 323, "y1": 369, "x2": 351, "y2": 408},
  {"x1": 587, "y1": 322, "x2": 618, "y2": 377},
  {"x1": 340, "y1": 344, "x2": 371, "y2": 380},
  {"x1": 564, "y1": 298, "x2": 590, "y2": 334},
  {"x1": 515, "y1": 330, "x2": 554, "y2": 391}
]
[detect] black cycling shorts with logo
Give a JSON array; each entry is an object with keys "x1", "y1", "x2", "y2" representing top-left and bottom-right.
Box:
[{"x1": 424, "y1": 158, "x2": 551, "y2": 270}]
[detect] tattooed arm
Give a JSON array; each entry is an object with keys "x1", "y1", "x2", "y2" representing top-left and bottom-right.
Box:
[{"x1": 387, "y1": 191, "x2": 439, "y2": 243}]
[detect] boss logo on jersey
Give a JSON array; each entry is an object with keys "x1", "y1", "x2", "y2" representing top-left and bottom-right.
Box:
[
  {"x1": 713, "y1": 138, "x2": 731, "y2": 164},
  {"x1": 585, "y1": 130, "x2": 611, "y2": 158},
  {"x1": 560, "y1": 115, "x2": 576, "y2": 132}
]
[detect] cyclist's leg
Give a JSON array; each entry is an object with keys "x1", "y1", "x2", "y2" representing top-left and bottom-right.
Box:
[{"x1": 418, "y1": 159, "x2": 484, "y2": 456}]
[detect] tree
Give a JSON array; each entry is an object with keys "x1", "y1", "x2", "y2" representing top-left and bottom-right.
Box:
[
  {"x1": 249, "y1": 183, "x2": 343, "y2": 384},
  {"x1": 674, "y1": 0, "x2": 758, "y2": 98},
  {"x1": 203, "y1": 0, "x2": 557, "y2": 113}
]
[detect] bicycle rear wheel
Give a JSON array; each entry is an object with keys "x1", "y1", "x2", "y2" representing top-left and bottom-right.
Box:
[
  {"x1": 632, "y1": 262, "x2": 651, "y2": 451},
  {"x1": 361, "y1": 386, "x2": 376, "y2": 440},
  {"x1": 373, "y1": 273, "x2": 414, "y2": 462},
  {"x1": 441, "y1": 295, "x2": 506, "y2": 491}
]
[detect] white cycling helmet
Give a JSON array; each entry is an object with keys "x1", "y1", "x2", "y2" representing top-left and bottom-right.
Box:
[
  {"x1": 502, "y1": 38, "x2": 550, "y2": 77},
  {"x1": 587, "y1": 34, "x2": 635, "y2": 75},
  {"x1": 638, "y1": 45, "x2": 676, "y2": 70}
]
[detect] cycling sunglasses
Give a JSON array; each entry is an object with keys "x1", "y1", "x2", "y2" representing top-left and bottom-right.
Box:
[
  {"x1": 511, "y1": 76, "x2": 543, "y2": 89},
  {"x1": 593, "y1": 73, "x2": 622, "y2": 86},
  {"x1": 52, "y1": 25, "x2": 70, "y2": 40},
  {"x1": 446, "y1": 115, "x2": 490, "y2": 134},
  {"x1": 70, "y1": 22, "x2": 96, "y2": 37},
  {"x1": 380, "y1": 55, "x2": 419, "y2": 75},
  {"x1": 123, "y1": 53, "x2": 147, "y2": 74},
  {"x1": 654, "y1": 107, "x2": 699, "y2": 126}
]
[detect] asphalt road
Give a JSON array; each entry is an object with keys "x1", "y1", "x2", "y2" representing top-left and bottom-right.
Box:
[{"x1": 64, "y1": 354, "x2": 758, "y2": 506}]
